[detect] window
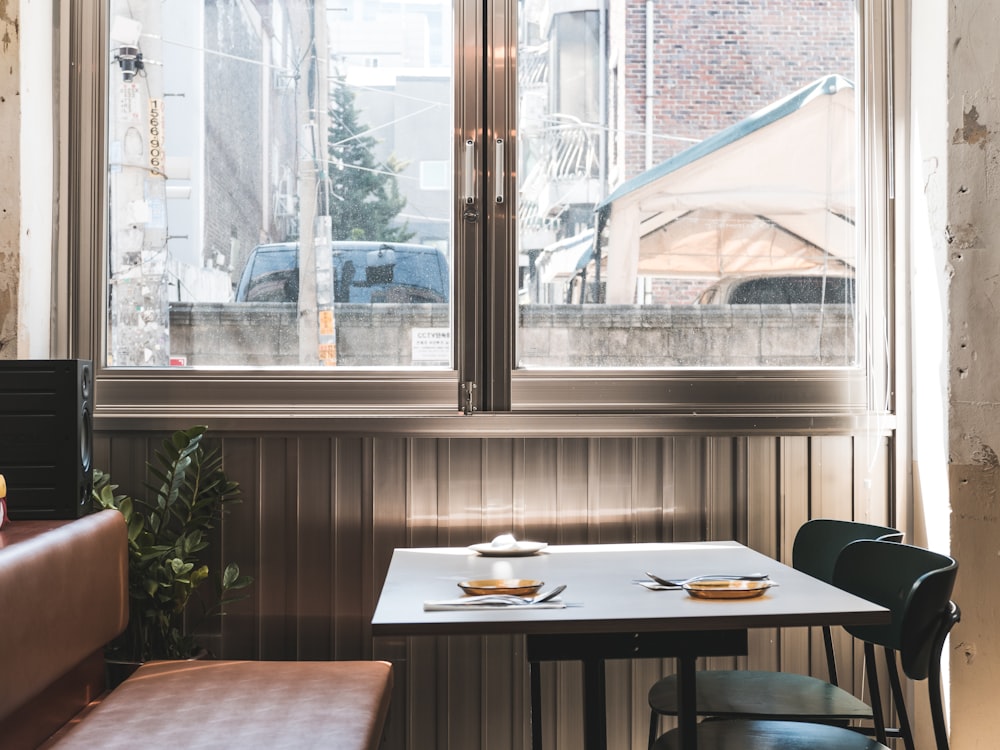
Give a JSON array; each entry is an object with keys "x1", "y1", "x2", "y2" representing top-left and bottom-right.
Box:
[
  {"x1": 516, "y1": 3, "x2": 859, "y2": 370},
  {"x1": 62, "y1": 0, "x2": 893, "y2": 424},
  {"x1": 104, "y1": 1, "x2": 454, "y2": 371},
  {"x1": 420, "y1": 161, "x2": 449, "y2": 191}
]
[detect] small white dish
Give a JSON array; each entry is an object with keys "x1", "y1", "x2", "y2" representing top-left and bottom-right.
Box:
[{"x1": 468, "y1": 541, "x2": 548, "y2": 557}]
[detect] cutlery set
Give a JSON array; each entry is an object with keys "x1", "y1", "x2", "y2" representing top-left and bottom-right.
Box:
[
  {"x1": 430, "y1": 574, "x2": 772, "y2": 609},
  {"x1": 444, "y1": 584, "x2": 567, "y2": 606},
  {"x1": 644, "y1": 571, "x2": 769, "y2": 588}
]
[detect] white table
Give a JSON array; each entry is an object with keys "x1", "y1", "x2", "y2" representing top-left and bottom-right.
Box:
[{"x1": 371, "y1": 541, "x2": 890, "y2": 750}]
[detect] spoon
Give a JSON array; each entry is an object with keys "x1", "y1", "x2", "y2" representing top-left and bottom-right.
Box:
[
  {"x1": 645, "y1": 571, "x2": 769, "y2": 588},
  {"x1": 531, "y1": 584, "x2": 566, "y2": 603}
]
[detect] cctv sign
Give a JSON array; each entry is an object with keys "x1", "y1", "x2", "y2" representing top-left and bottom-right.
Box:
[{"x1": 411, "y1": 328, "x2": 450, "y2": 366}]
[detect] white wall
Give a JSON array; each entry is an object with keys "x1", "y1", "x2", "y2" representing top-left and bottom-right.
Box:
[{"x1": 18, "y1": 0, "x2": 54, "y2": 358}]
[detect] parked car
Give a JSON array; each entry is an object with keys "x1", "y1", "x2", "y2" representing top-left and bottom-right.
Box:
[
  {"x1": 234, "y1": 241, "x2": 450, "y2": 303},
  {"x1": 696, "y1": 273, "x2": 855, "y2": 305}
]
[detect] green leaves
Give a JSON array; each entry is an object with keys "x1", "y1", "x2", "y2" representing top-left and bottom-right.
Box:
[
  {"x1": 92, "y1": 426, "x2": 254, "y2": 662},
  {"x1": 222, "y1": 562, "x2": 253, "y2": 592}
]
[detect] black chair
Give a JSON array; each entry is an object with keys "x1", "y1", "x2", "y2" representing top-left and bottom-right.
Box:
[
  {"x1": 647, "y1": 519, "x2": 903, "y2": 749},
  {"x1": 651, "y1": 538, "x2": 960, "y2": 750}
]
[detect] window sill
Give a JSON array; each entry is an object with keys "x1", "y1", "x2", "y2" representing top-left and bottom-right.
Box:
[{"x1": 93, "y1": 366, "x2": 889, "y2": 436}]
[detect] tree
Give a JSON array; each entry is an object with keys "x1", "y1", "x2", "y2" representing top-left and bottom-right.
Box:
[{"x1": 326, "y1": 77, "x2": 413, "y2": 242}]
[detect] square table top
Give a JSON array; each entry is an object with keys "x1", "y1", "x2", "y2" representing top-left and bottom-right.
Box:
[{"x1": 371, "y1": 541, "x2": 890, "y2": 637}]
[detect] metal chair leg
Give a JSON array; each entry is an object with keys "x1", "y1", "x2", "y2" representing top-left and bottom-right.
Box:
[
  {"x1": 883, "y1": 646, "x2": 914, "y2": 750},
  {"x1": 863, "y1": 641, "x2": 888, "y2": 746}
]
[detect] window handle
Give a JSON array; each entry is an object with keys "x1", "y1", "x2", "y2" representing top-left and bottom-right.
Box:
[
  {"x1": 495, "y1": 138, "x2": 504, "y2": 204},
  {"x1": 463, "y1": 139, "x2": 475, "y2": 205}
]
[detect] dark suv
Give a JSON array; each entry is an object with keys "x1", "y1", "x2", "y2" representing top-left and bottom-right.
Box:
[
  {"x1": 696, "y1": 274, "x2": 855, "y2": 305},
  {"x1": 234, "y1": 241, "x2": 450, "y2": 303}
]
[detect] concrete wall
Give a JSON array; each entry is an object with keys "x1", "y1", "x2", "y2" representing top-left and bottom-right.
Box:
[
  {"x1": 0, "y1": 1, "x2": 18, "y2": 358},
  {"x1": 168, "y1": 302, "x2": 854, "y2": 368},
  {"x1": 927, "y1": 2, "x2": 1000, "y2": 745}
]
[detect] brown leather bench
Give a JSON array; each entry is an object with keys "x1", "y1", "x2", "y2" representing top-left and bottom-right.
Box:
[{"x1": 0, "y1": 510, "x2": 392, "y2": 750}]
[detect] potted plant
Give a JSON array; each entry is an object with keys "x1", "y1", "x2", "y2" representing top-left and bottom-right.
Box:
[{"x1": 92, "y1": 425, "x2": 253, "y2": 671}]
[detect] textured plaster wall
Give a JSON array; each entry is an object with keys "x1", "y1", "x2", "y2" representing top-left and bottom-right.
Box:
[
  {"x1": 0, "y1": 0, "x2": 18, "y2": 358},
  {"x1": 941, "y1": 2, "x2": 1000, "y2": 746}
]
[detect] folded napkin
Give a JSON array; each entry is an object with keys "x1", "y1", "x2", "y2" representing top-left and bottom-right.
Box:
[
  {"x1": 635, "y1": 579, "x2": 681, "y2": 591},
  {"x1": 423, "y1": 596, "x2": 566, "y2": 611}
]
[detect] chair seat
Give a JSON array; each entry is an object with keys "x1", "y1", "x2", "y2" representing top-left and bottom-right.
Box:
[
  {"x1": 652, "y1": 719, "x2": 890, "y2": 750},
  {"x1": 648, "y1": 670, "x2": 872, "y2": 721}
]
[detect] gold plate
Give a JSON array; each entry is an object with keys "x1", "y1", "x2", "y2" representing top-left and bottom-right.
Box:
[
  {"x1": 683, "y1": 579, "x2": 773, "y2": 600},
  {"x1": 458, "y1": 579, "x2": 544, "y2": 596}
]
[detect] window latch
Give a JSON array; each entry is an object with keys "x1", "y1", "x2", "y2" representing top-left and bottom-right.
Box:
[{"x1": 461, "y1": 381, "x2": 477, "y2": 415}]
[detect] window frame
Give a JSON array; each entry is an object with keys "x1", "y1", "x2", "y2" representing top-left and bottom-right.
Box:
[{"x1": 57, "y1": 0, "x2": 897, "y2": 436}]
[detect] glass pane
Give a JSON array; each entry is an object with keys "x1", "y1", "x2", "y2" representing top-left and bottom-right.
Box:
[
  {"x1": 516, "y1": 1, "x2": 858, "y2": 368},
  {"x1": 107, "y1": 0, "x2": 453, "y2": 368}
]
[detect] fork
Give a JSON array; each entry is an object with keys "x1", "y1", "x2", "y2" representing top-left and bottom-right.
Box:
[
  {"x1": 644, "y1": 571, "x2": 769, "y2": 588},
  {"x1": 454, "y1": 584, "x2": 567, "y2": 606}
]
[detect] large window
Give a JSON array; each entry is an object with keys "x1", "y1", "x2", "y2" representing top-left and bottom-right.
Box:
[
  {"x1": 516, "y1": 1, "x2": 858, "y2": 370},
  {"x1": 105, "y1": 0, "x2": 454, "y2": 369},
  {"x1": 65, "y1": 0, "x2": 892, "y2": 424}
]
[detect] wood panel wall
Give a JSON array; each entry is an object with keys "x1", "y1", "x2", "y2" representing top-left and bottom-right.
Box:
[{"x1": 93, "y1": 431, "x2": 892, "y2": 750}]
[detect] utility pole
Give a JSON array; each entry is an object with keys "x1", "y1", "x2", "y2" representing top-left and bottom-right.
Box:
[
  {"x1": 109, "y1": 1, "x2": 169, "y2": 366},
  {"x1": 314, "y1": 2, "x2": 335, "y2": 366},
  {"x1": 293, "y1": 3, "x2": 318, "y2": 365},
  {"x1": 292, "y1": 0, "x2": 334, "y2": 365}
]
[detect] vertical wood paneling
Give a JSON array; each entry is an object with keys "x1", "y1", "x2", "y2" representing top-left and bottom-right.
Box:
[
  {"x1": 518, "y1": 439, "x2": 559, "y2": 542},
  {"x1": 257, "y1": 437, "x2": 296, "y2": 659},
  {"x1": 483, "y1": 438, "x2": 516, "y2": 540},
  {"x1": 218, "y1": 436, "x2": 260, "y2": 659},
  {"x1": 594, "y1": 437, "x2": 633, "y2": 543},
  {"x1": 333, "y1": 437, "x2": 366, "y2": 660},
  {"x1": 295, "y1": 436, "x2": 333, "y2": 660},
  {"x1": 405, "y1": 437, "x2": 438, "y2": 547},
  {"x1": 556, "y1": 438, "x2": 589, "y2": 545},
  {"x1": 94, "y1": 430, "x2": 892, "y2": 750},
  {"x1": 853, "y1": 435, "x2": 894, "y2": 722},
  {"x1": 633, "y1": 438, "x2": 665, "y2": 542},
  {"x1": 442, "y1": 438, "x2": 483, "y2": 545},
  {"x1": 705, "y1": 437, "x2": 736, "y2": 541},
  {"x1": 780, "y1": 436, "x2": 811, "y2": 678},
  {"x1": 811, "y1": 437, "x2": 857, "y2": 689},
  {"x1": 671, "y1": 437, "x2": 704, "y2": 541},
  {"x1": 704, "y1": 437, "x2": 740, "y2": 676},
  {"x1": 746, "y1": 436, "x2": 779, "y2": 673}
]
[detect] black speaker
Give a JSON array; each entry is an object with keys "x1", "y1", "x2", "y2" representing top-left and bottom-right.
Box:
[{"x1": 0, "y1": 359, "x2": 94, "y2": 520}]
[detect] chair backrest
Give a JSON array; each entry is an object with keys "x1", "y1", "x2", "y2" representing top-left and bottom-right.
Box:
[
  {"x1": 833, "y1": 539, "x2": 958, "y2": 681},
  {"x1": 792, "y1": 518, "x2": 903, "y2": 583}
]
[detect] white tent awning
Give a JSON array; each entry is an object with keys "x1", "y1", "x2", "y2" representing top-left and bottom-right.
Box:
[{"x1": 598, "y1": 75, "x2": 856, "y2": 303}]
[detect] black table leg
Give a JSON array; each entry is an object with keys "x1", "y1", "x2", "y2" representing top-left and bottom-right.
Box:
[
  {"x1": 526, "y1": 630, "x2": 743, "y2": 750},
  {"x1": 582, "y1": 657, "x2": 608, "y2": 750},
  {"x1": 675, "y1": 653, "x2": 698, "y2": 750},
  {"x1": 530, "y1": 659, "x2": 543, "y2": 750}
]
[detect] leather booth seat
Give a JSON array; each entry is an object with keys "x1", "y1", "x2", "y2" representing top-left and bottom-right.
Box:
[{"x1": 0, "y1": 510, "x2": 392, "y2": 750}]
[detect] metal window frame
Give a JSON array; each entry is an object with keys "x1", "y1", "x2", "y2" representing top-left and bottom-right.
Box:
[{"x1": 54, "y1": 0, "x2": 896, "y2": 437}]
